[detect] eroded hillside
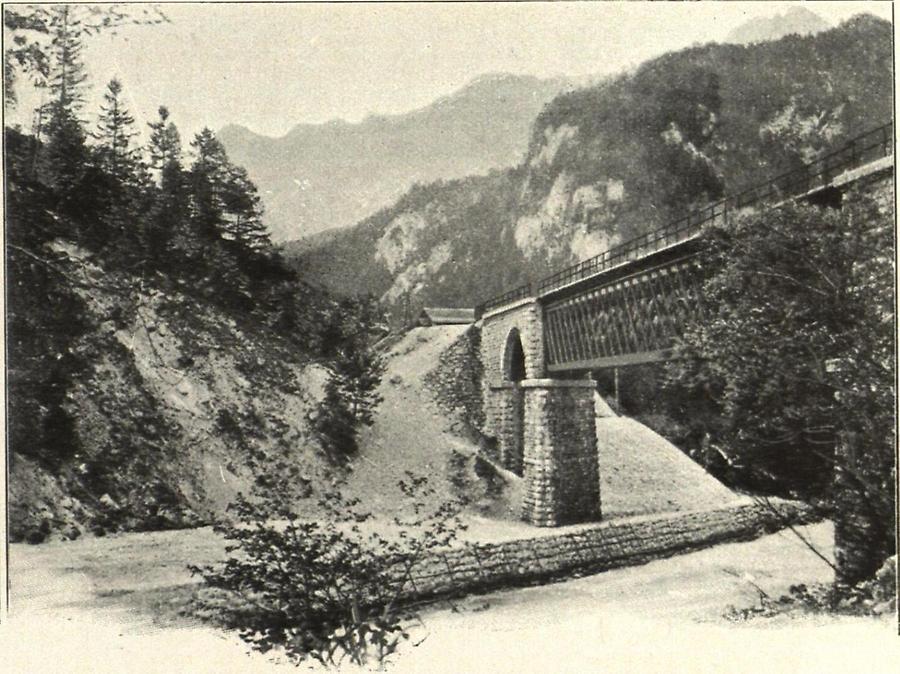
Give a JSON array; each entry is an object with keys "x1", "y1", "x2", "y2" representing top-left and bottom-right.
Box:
[{"x1": 9, "y1": 241, "x2": 334, "y2": 542}]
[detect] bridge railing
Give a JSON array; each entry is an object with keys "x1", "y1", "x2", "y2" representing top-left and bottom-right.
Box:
[
  {"x1": 481, "y1": 121, "x2": 893, "y2": 306},
  {"x1": 728, "y1": 123, "x2": 893, "y2": 208},
  {"x1": 477, "y1": 281, "x2": 533, "y2": 317},
  {"x1": 535, "y1": 202, "x2": 725, "y2": 295}
]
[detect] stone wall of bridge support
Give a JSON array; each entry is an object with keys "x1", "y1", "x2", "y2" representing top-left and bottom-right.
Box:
[
  {"x1": 520, "y1": 379, "x2": 600, "y2": 527},
  {"x1": 488, "y1": 382, "x2": 524, "y2": 476},
  {"x1": 479, "y1": 298, "x2": 545, "y2": 463}
]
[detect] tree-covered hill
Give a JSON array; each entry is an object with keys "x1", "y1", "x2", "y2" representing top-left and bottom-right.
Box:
[
  {"x1": 4, "y1": 5, "x2": 387, "y2": 541},
  {"x1": 290, "y1": 14, "x2": 892, "y2": 322}
]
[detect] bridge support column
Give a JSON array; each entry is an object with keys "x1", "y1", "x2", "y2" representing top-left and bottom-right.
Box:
[
  {"x1": 521, "y1": 379, "x2": 600, "y2": 527},
  {"x1": 487, "y1": 382, "x2": 524, "y2": 475}
]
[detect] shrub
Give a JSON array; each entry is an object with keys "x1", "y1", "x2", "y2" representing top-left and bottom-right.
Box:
[
  {"x1": 312, "y1": 295, "x2": 386, "y2": 463},
  {"x1": 724, "y1": 560, "x2": 897, "y2": 623},
  {"x1": 190, "y1": 472, "x2": 467, "y2": 668},
  {"x1": 665, "y1": 193, "x2": 895, "y2": 579}
]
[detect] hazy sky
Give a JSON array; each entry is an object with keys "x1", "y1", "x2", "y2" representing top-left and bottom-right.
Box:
[{"x1": 5, "y1": 2, "x2": 893, "y2": 141}]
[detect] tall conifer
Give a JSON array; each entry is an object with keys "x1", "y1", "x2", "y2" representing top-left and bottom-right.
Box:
[
  {"x1": 94, "y1": 78, "x2": 138, "y2": 179},
  {"x1": 37, "y1": 6, "x2": 91, "y2": 226}
]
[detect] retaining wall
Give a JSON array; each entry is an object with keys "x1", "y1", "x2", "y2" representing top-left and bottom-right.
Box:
[
  {"x1": 423, "y1": 325, "x2": 485, "y2": 433},
  {"x1": 387, "y1": 500, "x2": 816, "y2": 604}
]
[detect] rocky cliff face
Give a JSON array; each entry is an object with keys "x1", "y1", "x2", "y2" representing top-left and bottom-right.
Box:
[{"x1": 289, "y1": 15, "x2": 892, "y2": 320}]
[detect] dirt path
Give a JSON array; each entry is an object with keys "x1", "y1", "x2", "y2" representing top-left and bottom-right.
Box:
[
  {"x1": 343, "y1": 325, "x2": 518, "y2": 517},
  {"x1": 4, "y1": 521, "x2": 896, "y2": 673}
]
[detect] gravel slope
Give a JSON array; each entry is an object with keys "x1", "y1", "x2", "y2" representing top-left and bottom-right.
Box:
[
  {"x1": 598, "y1": 417, "x2": 744, "y2": 517},
  {"x1": 343, "y1": 326, "x2": 521, "y2": 519}
]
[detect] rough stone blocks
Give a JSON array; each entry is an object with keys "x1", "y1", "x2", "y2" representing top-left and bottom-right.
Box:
[
  {"x1": 489, "y1": 382, "x2": 524, "y2": 476},
  {"x1": 479, "y1": 298, "x2": 544, "y2": 441},
  {"x1": 520, "y1": 379, "x2": 600, "y2": 527}
]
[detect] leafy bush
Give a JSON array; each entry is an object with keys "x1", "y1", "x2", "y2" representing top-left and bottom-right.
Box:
[
  {"x1": 666, "y1": 191, "x2": 895, "y2": 579},
  {"x1": 190, "y1": 473, "x2": 467, "y2": 668}
]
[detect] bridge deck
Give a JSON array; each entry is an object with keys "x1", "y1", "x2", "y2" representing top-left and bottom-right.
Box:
[{"x1": 543, "y1": 251, "x2": 705, "y2": 371}]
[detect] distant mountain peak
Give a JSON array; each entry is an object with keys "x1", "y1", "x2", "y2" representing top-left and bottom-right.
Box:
[
  {"x1": 218, "y1": 123, "x2": 257, "y2": 139},
  {"x1": 725, "y1": 6, "x2": 831, "y2": 45},
  {"x1": 219, "y1": 72, "x2": 571, "y2": 242}
]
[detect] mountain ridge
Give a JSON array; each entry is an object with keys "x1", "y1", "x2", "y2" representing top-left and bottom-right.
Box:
[{"x1": 219, "y1": 73, "x2": 573, "y2": 241}]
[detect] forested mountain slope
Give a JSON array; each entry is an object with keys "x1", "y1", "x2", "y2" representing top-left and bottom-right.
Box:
[
  {"x1": 7, "y1": 112, "x2": 338, "y2": 540},
  {"x1": 220, "y1": 73, "x2": 570, "y2": 241},
  {"x1": 5, "y1": 91, "x2": 382, "y2": 541},
  {"x1": 290, "y1": 15, "x2": 892, "y2": 322}
]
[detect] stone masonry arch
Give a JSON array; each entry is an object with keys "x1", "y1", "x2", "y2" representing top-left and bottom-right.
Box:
[
  {"x1": 480, "y1": 300, "x2": 545, "y2": 478},
  {"x1": 502, "y1": 327, "x2": 527, "y2": 382},
  {"x1": 480, "y1": 299, "x2": 545, "y2": 384},
  {"x1": 479, "y1": 297, "x2": 600, "y2": 526}
]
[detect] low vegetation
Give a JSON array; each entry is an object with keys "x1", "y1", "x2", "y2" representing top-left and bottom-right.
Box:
[
  {"x1": 190, "y1": 472, "x2": 467, "y2": 668},
  {"x1": 724, "y1": 555, "x2": 896, "y2": 622}
]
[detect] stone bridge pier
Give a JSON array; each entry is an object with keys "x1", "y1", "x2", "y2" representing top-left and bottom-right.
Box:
[{"x1": 480, "y1": 299, "x2": 600, "y2": 526}]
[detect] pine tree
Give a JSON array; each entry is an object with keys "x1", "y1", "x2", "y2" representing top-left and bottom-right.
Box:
[
  {"x1": 38, "y1": 105, "x2": 89, "y2": 216},
  {"x1": 189, "y1": 128, "x2": 273, "y2": 255},
  {"x1": 36, "y1": 6, "x2": 91, "y2": 226},
  {"x1": 42, "y1": 5, "x2": 88, "y2": 118},
  {"x1": 83, "y1": 77, "x2": 153, "y2": 262},
  {"x1": 93, "y1": 78, "x2": 138, "y2": 178},
  {"x1": 219, "y1": 164, "x2": 272, "y2": 254},
  {"x1": 147, "y1": 106, "x2": 183, "y2": 174},
  {"x1": 146, "y1": 107, "x2": 190, "y2": 265},
  {"x1": 188, "y1": 128, "x2": 230, "y2": 242},
  {"x1": 5, "y1": 5, "x2": 168, "y2": 107}
]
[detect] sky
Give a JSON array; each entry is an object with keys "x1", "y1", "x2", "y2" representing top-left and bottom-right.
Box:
[{"x1": 4, "y1": 1, "x2": 894, "y2": 142}]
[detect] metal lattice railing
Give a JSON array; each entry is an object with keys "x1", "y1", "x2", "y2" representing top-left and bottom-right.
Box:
[
  {"x1": 543, "y1": 255, "x2": 706, "y2": 370},
  {"x1": 478, "y1": 121, "x2": 893, "y2": 308},
  {"x1": 477, "y1": 281, "x2": 533, "y2": 316}
]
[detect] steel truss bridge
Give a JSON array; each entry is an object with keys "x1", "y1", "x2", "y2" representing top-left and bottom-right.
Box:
[{"x1": 477, "y1": 122, "x2": 893, "y2": 372}]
